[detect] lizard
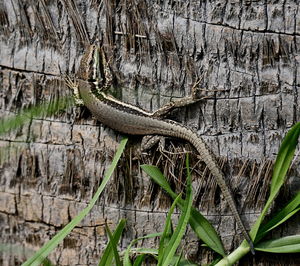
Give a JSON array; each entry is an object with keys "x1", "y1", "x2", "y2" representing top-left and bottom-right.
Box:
[{"x1": 66, "y1": 44, "x2": 255, "y2": 254}]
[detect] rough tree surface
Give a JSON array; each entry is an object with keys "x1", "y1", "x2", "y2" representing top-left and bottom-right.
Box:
[{"x1": 0, "y1": 0, "x2": 299, "y2": 265}]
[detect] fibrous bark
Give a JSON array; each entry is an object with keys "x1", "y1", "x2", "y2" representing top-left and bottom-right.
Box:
[{"x1": 0, "y1": 0, "x2": 299, "y2": 265}]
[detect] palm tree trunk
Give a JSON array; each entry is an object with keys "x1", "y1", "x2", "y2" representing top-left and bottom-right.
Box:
[{"x1": 0, "y1": 0, "x2": 299, "y2": 265}]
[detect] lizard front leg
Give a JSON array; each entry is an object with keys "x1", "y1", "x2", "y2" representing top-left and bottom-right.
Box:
[
  {"x1": 65, "y1": 76, "x2": 84, "y2": 106},
  {"x1": 143, "y1": 80, "x2": 205, "y2": 151},
  {"x1": 151, "y1": 78, "x2": 229, "y2": 118},
  {"x1": 151, "y1": 79, "x2": 207, "y2": 118}
]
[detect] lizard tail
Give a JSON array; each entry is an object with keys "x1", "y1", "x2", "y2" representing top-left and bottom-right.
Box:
[{"x1": 177, "y1": 126, "x2": 255, "y2": 254}]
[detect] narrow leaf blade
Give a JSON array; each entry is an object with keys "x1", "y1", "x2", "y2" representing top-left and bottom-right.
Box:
[
  {"x1": 105, "y1": 224, "x2": 122, "y2": 266},
  {"x1": 141, "y1": 164, "x2": 225, "y2": 256},
  {"x1": 250, "y1": 122, "x2": 300, "y2": 241},
  {"x1": 256, "y1": 192, "x2": 300, "y2": 242},
  {"x1": 158, "y1": 194, "x2": 181, "y2": 262},
  {"x1": 23, "y1": 138, "x2": 128, "y2": 266},
  {"x1": 123, "y1": 232, "x2": 162, "y2": 265},
  {"x1": 98, "y1": 219, "x2": 126, "y2": 266},
  {"x1": 255, "y1": 235, "x2": 300, "y2": 253},
  {"x1": 159, "y1": 154, "x2": 193, "y2": 265}
]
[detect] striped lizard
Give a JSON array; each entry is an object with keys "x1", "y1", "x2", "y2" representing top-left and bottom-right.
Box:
[{"x1": 66, "y1": 44, "x2": 254, "y2": 254}]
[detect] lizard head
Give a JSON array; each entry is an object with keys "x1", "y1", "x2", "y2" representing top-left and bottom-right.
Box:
[{"x1": 76, "y1": 45, "x2": 108, "y2": 86}]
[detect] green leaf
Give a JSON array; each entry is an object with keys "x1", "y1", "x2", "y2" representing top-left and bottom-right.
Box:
[
  {"x1": 171, "y1": 255, "x2": 198, "y2": 266},
  {"x1": 22, "y1": 138, "x2": 128, "y2": 266},
  {"x1": 123, "y1": 233, "x2": 162, "y2": 265},
  {"x1": 129, "y1": 248, "x2": 158, "y2": 255},
  {"x1": 158, "y1": 194, "x2": 181, "y2": 261},
  {"x1": 255, "y1": 235, "x2": 300, "y2": 253},
  {"x1": 141, "y1": 165, "x2": 225, "y2": 256},
  {"x1": 105, "y1": 224, "x2": 122, "y2": 266},
  {"x1": 158, "y1": 154, "x2": 193, "y2": 266},
  {"x1": 132, "y1": 254, "x2": 146, "y2": 266},
  {"x1": 270, "y1": 124, "x2": 300, "y2": 195},
  {"x1": 0, "y1": 96, "x2": 73, "y2": 136},
  {"x1": 98, "y1": 219, "x2": 126, "y2": 266},
  {"x1": 256, "y1": 192, "x2": 300, "y2": 242},
  {"x1": 173, "y1": 251, "x2": 183, "y2": 266},
  {"x1": 250, "y1": 122, "x2": 300, "y2": 241}
]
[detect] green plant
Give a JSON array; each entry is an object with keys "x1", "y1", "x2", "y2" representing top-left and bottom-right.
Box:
[
  {"x1": 0, "y1": 97, "x2": 73, "y2": 136},
  {"x1": 22, "y1": 138, "x2": 128, "y2": 266},
  {"x1": 216, "y1": 122, "x2": 300, "y2": 265},
  {"x1": 116, "y1": 155, "x2": 196, "y2": 266},
  {"x1": 136, "y1": 122, "x2": 300, "y2": 265},
  {"x1": 23, "y1": 120, "x2": 300, "y2": 265},
  {"x1": 2, "y1": 97, "x2": 300, "y2": 265}
]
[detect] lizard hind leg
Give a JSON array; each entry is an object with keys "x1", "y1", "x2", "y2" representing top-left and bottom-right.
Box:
[{"x1": 141, "y1": 135, "x2": 166, "y2": 154}]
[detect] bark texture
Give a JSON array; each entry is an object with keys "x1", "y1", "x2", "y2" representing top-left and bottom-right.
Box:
[{"x1": 0, "y1": 0, "x2": 300, "y2": 265}]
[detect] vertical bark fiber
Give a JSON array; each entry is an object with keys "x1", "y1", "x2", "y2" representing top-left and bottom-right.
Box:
[{"x1": 0, "y1": 0, "x2": 299, "y2": 265}]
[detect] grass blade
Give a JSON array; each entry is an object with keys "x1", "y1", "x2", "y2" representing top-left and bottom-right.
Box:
[
  {"x1": 270, "y1": 123, "x2": 300, "y2": 195},
  {"x1": 105, "y1": 224, "x2": 122, "y2": 266},
  {"x1": 173, "y1": 251, "x2": 183, "y2": 266},
  {"x1": 158, "y1": 194, "x2": 181, "y2": 261},
  {"x1": 171, "y1": 255, "x2": 198, "y2": 266},
  {"x1": 0, "y1": 97, "x2": 73, "y2": 136},
  {"x1": 141, "y1": 165, "x2": 225, "y2": 256},
  {"x1": 128, "y1": 248, "x2": 158, "y2": 255},
  {"x1": 255, "y1": 235, "x2": 300, "y2": 253},
  {"x1": 132, "y1": 254, "x2": 146, "y2": 266},
  {"x1": 158, "y1": 154, "x2": 193, "y2": 266},
  {"x1": 98, "y1": 219, "x2": 126, "y2": 266},
  {"x1": 250, "y1": 122, "x2": 300, "y2": 241},
  {"x1": 123, "y1": 232, "x2": 162, "y2": 265},
  {"x1": 256, "y1": 192, "x2": 300, "y2": 242},
  {"x1": 22, "y1": 138, "x2": 128, "y2": 266}
]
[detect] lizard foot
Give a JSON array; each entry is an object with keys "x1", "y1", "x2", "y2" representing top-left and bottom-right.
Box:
[
  {"x1": 65, "y1": 76, "x2": 84, "y2": 106},
  {"x1": 141, "y1": 135, "x2": 166, "y2": 154}
]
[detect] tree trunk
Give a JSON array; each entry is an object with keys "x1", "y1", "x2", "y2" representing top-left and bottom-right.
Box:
[{"x1": 0, "y1": 0, "x2": 299, "y2": 265}]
